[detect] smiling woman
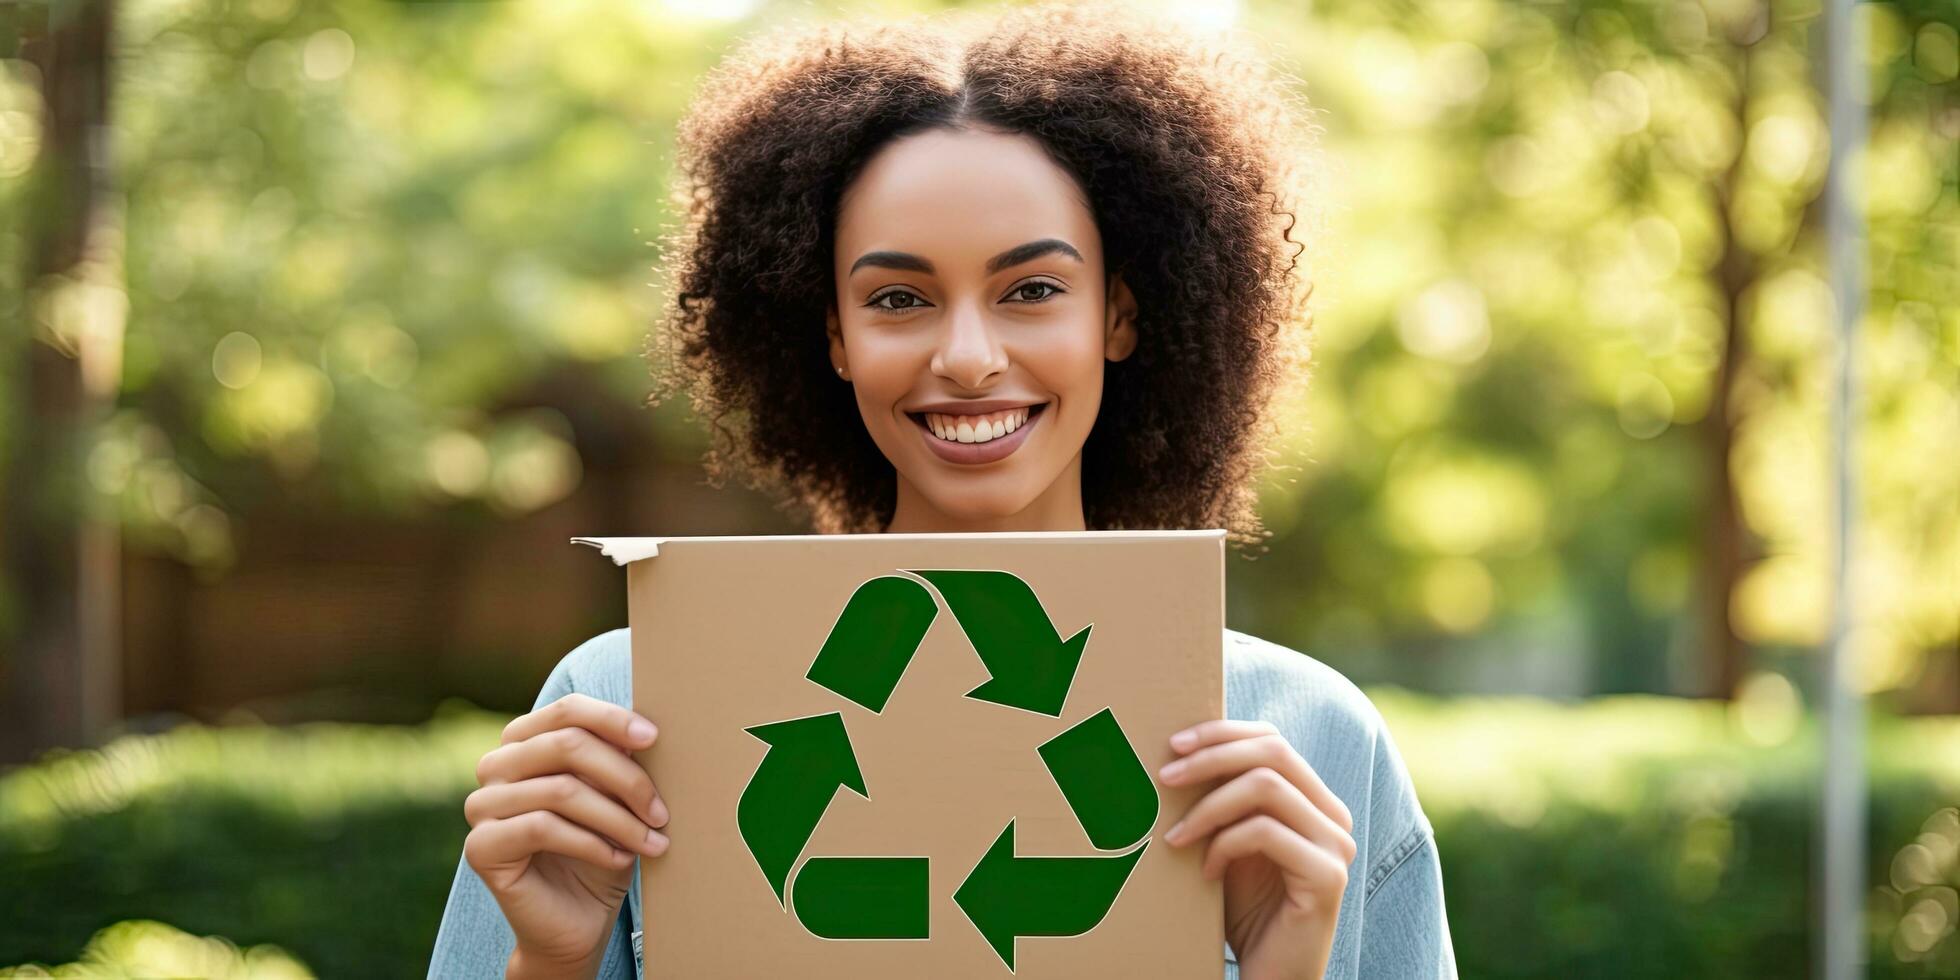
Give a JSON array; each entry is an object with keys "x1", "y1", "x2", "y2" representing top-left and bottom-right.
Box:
[
  {"x1": 648, "y1": 2, "x2": 1317, "y2": 542},
  {"x1": 429, "y1": 4, "x2": 1456, "y2": 980}
]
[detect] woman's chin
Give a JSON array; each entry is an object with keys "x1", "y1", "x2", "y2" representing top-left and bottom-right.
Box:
[
  {"x1": 922, "y1": 491, "x2": 1035, "y2": 522},
  {"x1": 900, "y1": 475, "x2": 1048, "y2": 526}
]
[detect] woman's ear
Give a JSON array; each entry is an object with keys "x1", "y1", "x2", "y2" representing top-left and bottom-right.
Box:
[
  {"x1": 1104, "y1": 272, "x2": 1139, "y2": 362},
  {"x1": 826, "y1": 303, "x2": 850, "y2": 381}
]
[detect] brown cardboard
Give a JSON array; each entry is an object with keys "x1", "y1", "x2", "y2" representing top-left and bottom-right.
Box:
[{"x1": 577, "y1": 530, "x2": 1226, "y2": 979}]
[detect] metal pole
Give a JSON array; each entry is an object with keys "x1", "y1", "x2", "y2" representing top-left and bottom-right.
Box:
[{"x1": 1819, "y1": 0, "x2": 1866, "y2": 973}]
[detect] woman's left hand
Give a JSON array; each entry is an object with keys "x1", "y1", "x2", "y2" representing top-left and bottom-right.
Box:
[{"x1": 1158, "y1": 720, "x2": 1356, "y2": 980}]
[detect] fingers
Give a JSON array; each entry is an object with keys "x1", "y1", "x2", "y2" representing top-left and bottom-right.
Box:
[
  {"x1": 504, "y1": 693, "x2": 658, "y2": 753},
  {"x1": 1199, "y1": 814, "x2": 1350, "y2": 905},
  {"x1": 1169, "y1": 719, "x2": 1278, "y2": 753},
  {"x1": 1160, "y1": 728, "x2": 1353, "y2": 833},
  {"x1": 1162, "y1": 722, "x2": 1358, "y2": 907},
  {"x1": 465, "y1": 809, "x2": 636, "y2": 877},
  {"x1": 478, "y1": 726, "x2": 665, "y2": 827},
  {"x1": 467, "y1": 775, "x2": 669, "y2": 858},
  {"x1": 1164, "y1": 766, "x2": 1354, "y2": 866}
]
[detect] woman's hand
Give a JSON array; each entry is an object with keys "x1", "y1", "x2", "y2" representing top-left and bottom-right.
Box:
[
  {"x1": 463, "y1": 693, "x2": 671, "y2": 979},
  {"x1": 1158, "y1": 720, "x2": 1356, "y2": 980}
]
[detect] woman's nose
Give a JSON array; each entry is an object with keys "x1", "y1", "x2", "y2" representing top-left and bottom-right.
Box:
[{"x1": 930, "y1": 301, "x2": 1009, "y2": 389}]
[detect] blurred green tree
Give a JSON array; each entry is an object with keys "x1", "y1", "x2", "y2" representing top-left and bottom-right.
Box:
[
  {"x1": 1229, "y1": 0, "x2": 1956, "y2": 707},
  {"x1": 0, "y1": 0, "x2": 1952, "y2": 756}
]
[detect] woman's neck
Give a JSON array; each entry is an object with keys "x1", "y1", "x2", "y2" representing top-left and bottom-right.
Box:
[{"x1": 883, "y1": 455, "x2": 1088, "y2": 533}]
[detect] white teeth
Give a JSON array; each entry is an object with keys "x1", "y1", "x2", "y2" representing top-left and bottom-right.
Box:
[{"x1": 922, "y1": 407, "x2": 1034, "y2": 444}]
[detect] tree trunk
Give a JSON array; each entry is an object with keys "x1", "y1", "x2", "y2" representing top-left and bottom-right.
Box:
[
  {"x1": 1698, "y1": 11, "x2": 1765, "y2": 701},
  {"x1": 1, "y1": 0, "x2": 121, "y2": 764}
]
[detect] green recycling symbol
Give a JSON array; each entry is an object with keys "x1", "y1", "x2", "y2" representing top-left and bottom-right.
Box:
[{"x1": 736, "y1": 569, "x2": 1159, "y2": 971}]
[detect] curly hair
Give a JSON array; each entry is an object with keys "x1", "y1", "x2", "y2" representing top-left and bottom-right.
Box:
[{"x1": 647, "y1": 2, "x2": 1320, "y2": 549}]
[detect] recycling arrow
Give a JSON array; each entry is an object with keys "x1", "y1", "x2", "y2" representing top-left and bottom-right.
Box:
[
  {"x1": 805, "y1": 574, "x2": 937, "y2": 713},
  {"x1": 793, "y1": 856, "x2": 930, "y2": 939},
  {"x1": 912, "y1": 569, "x2": 1090, "y2": 717},
  {"x1": 736, "y1": 567, "x2": 1159, "y2": 968},
  {"x1": 1040, "y1": 708, "x2": 1158, "y2": 851},
  {"x1": 736, "y1": 712, "x2": 866, "y2": 904},
  {"x1": 954, "y1": 821, "x2": 1148, "y2": 971}
]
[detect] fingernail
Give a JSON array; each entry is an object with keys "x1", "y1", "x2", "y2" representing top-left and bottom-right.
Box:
[
  {"x1": 1159, "y1": 760, "x2": 1184, "y2": 782},
  {"x1": 1164, "y1": 820, "x2": 1185, "y2": 844},
  {"x1": 627, "y1": 719, "x2": 656, "y2": 744},
  {"x1": 650, "y1": 797, "x2": 669, "y2": 827},
  {"x1": 1170, "y1": 730, "x2": 1196, "y2": 751},
  {"x1": 645, "y1": 829, "x2": 669, "y2": 855}
]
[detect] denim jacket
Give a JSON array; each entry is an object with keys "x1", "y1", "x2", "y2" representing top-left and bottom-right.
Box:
[{"x1": 429, "y1": 628, "x2": 1457, "y2": 978}]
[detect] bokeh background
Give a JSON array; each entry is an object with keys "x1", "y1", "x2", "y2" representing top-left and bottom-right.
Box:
[{"x1": 0, "y1": 0, "x2": 1955, "y2": 975}]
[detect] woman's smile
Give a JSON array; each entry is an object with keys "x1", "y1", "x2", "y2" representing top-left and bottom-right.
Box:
[{"x1": 907, "y1": 401, "x2": 1048, "y2": 465}]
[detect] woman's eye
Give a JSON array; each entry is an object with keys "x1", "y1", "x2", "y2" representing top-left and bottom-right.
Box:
[
  {"x1": 868, "y1": 290, "x2": 929, "y2": 312},
  {"x1": 1008, "y1": 281, "x2": 1063, "y2": 303}
]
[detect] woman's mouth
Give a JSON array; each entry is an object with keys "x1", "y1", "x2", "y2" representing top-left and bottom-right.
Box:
[{"x1": 907, "y1": 403, "x2": 1046, "y2": 465}]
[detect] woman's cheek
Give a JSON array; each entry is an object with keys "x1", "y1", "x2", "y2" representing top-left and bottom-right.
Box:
[
  {"x1": 849, "y1": 330, "x2": 930, "y2": 412},
  {"x1": 1026, "y1": 328, "x2": 1106, "y2": 419}
]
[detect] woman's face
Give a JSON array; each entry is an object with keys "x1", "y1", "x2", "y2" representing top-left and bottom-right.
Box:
[{"x1": 827, "y1": 125, "x2": 1137, "y2": 532}]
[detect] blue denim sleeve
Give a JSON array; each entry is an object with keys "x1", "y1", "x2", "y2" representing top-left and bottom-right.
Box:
[
  {"x1": 1361, "y1": 827, "x2": 1456, "y2": 977},
  {"x1": 427, "y1": 631, "x2": 640, "y2": 979},
  {"x1": 1353, "y1": 688, "x2": 1457, "y2": 979},
  {"x1": 1223, "y1": 629, "x2": 1457, "y2": 979}
]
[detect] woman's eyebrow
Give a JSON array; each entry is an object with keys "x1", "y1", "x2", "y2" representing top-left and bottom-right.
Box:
[
  {"x1": 847, "y1": 239, "x2": 1084, "y2": 277},
  {"x1": 985, "y1": 238, "x2": 1083, "y2": 274},
  {"x1": 850, "y1": 251, "x2": 934, "y2": 275}
]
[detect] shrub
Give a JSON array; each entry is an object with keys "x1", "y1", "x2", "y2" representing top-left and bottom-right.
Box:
[
  {"x1": 0, "y1": 702, "x2": 498, "y2": 978},
  {"x1": 0, "y1": 695, "x2": 1954, "y2": 977},
  {"x1": 0, "y1": 920, "x2": 310, "y2": 979},
  {"x1": 1374, "y1": 690, "x2": 1960, "y2": 978}
]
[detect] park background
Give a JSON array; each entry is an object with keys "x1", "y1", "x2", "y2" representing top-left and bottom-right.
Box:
[{"x1": 0, "y1": 0, "x2": 1955, "y2": 975}]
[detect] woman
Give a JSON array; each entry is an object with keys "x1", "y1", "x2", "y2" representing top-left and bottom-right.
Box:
[{"x1": 430, "y1": 5, "x2": 1455, "y2": 978}]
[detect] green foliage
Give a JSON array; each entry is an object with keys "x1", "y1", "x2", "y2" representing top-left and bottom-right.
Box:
[
  {"x1": 0, "y1": 703, "x2": 498, "y2": 978},
  {"x1": 1, "y1": 698, "x2": 1956, "y2": 977},
  {"x1": 66, "y1": 0, "x2": 742, "y2": 570},
  {"x1": 13, "y1": 0, "x2": 1937, "y2": 698},
  {"x1": 1377, "y1": 689, "x2": 1960, "y2": 976},
  {"x1": 1226, "y1": 0, "x2": 1958, "y2": 696},
  {"x1": 0, "y1": 920, "x2": 310, "y2": 979}
]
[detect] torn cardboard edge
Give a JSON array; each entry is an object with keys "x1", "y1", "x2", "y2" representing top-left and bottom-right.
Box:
[{"x1": 572, "y1": 529, "x2": 1227, "y2": 567}]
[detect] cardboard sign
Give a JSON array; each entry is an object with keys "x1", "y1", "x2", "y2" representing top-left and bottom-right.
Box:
[{"x1": 576, "y1": 531, "x2": 1226, "y2": 978}]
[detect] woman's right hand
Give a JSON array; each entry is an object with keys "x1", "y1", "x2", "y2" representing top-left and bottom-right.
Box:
[{"x1": 463, "y1": 693, "x2": 670, "y2": 979}]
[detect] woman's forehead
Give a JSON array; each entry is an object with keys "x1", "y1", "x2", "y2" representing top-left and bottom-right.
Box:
[{"x1": 835, "y1": 127, "x2": 1100, "y2": 271}]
